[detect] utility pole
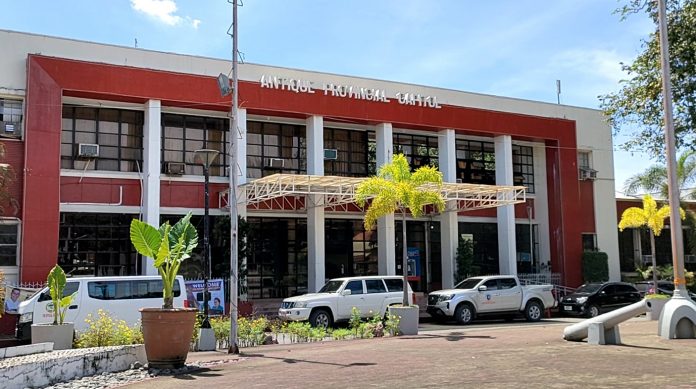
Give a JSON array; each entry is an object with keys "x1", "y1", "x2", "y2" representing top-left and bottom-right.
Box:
[{"x1": 228, "y1": 0, "x2": 240, "y2": 354}]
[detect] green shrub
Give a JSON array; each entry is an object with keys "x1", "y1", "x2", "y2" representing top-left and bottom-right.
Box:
[
  {"x1": 76, "y1": 309, "x2": 143, "y2": 348},
  {"x1": 329, "y1": 328, "x2": 353, "y2": 340},
  {"x1": 582, "y1": 251, "x2": 609, "y2": 282},
  {"x1": 384, "y1": 313, "x2": 401, "y2": 336},
  {"x1": 645, "y1": 293, "x2": 670, "y2": 300}
]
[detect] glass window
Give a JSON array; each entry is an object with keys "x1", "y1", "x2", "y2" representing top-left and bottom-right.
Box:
[
  {"x1": 483, "y1": 279, "x2": 498, "y2": 290},
  {"x1": 39, "y1": 282, "x2": 79, "y2": 302},
  {"x1": 61, "y1": 105, "x2": 143, "y2": 172},
  {"x1": 58, "y1": 213, "x2": 140, "y2": 277},
  {"x1": 455, "y1": 140, "x2": 535, "y2": 193},
  {"x1": 87, "y1": 280, "x2": 181, "y2": 300},
  {"x1": 582, "y1": 234, "x2": 598, "y2": 252},
  {"x1": 345, "y1": 280, "x2": 364, "y2": 295},
  {"x1": 393, "y1": 133, "x2": 439, "y2": 171},
  {"x1": 161, "y1": 113, "x2": 228, "y2": 176},
  {"x1": 499, "y1": 278, "x2": 517, "y2": 289},
  {"x1": 0, "y1": 224, "x2": 19, "y2": 266},
  {"x1": 324, "y1": 128, "x2": 373, "y2": 177},
  {"x1": 384, "y1": 279, "x2": 404, "y2": 292},
  {"x1": 0, "y1": 98, "x2": 23, "y2": 137},
  {"x1": 247, "y1": 121, "x2": 306, "y2": 179},
  {"x1": 578, "y1": 151, "x2": 591, "y2": 169},
  {"x1": 365, "y1": 279, "x2": 387, "y2": 294}
]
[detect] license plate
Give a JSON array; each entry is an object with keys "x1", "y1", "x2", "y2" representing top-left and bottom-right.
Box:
[{"x1": 563, "y1": 305, "x2": 572, "y2": 311}]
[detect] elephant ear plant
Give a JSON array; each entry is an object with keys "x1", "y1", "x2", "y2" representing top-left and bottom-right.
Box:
[
  {"x1": 130, "y1": 212, "x2": 198, "y2": 309},
  {"x1": 47, "y1": 265, "x2": 75, "y2": 325}
]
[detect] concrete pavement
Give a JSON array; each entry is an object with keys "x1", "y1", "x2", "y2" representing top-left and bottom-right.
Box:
[{"x1": 125, "y1": 318, "x2": 696, "y2": 388}]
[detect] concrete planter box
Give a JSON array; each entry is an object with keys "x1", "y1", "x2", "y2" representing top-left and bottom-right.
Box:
[
  {"x1": 388, "y1": 305, "x2": 419, "y2": 335},
  {"x1": 31, "y1": 323, "x2": 74, "y2": 350},
  {"x1": 646, "y1": 298, "x2": 668, "y2": 321}
]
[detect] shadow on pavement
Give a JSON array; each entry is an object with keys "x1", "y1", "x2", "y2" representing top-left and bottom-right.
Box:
[
  {"x1": 242, "y1": 353, "x2": 377, "y2": 368},
  {"x1": 397, "y1": 332, "x2": 495, "y2": 341},
  {"x1": 169, "y1": 368, "x2": 224, "y2": 380}
]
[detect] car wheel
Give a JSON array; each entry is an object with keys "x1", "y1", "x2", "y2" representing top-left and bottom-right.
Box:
[
  {"x1": 524, "y1": 300, "x2": 543, "y2": 322},
  {"x1": 587, "y1": 304, "x2": 600, "y2": 318},
  {"x1": 454, "y1": 303, "x2": 474, "y2": 325},
  {"x1": 309, "y1": 309, "x2": 333, "y2": 329}
]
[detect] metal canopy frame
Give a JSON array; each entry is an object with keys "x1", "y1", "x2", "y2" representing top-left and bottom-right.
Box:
[{"x1": 233, "y1": 173, "x2": 526, "y2": 213}]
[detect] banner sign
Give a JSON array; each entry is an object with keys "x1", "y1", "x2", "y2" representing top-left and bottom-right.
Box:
[{"x1": 185, "y1": 279, "x2": 225, "y2": 316}]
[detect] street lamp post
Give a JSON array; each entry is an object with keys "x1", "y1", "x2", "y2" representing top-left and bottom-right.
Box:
[{"x1": 194, "y1": 149, "x2": 220, "y2": 331}]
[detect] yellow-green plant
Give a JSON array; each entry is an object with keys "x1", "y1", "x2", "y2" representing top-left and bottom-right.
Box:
[
  {"x1": 619, "y1": 195, "x2": 684, "y2": 289},
  {"x1": 356, "y1": 154, "x2": 445, "y2": 305},
  {"x1": 130, "y1": 212, "x2": 198, "y2": 309},
  {"x1": 76, "y1": 309, "x2": 143, "y2": 348},
  {"x1": 0, "y1": 270, "x2": 5, "y2": 319},
  {"x1": 47, "y1": 265, "x2": 75, "y2": 325}
]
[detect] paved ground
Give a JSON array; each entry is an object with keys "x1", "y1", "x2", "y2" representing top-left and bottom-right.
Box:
[{"x1": 125, "y1": 318, "x2": 696, "y2": 388}]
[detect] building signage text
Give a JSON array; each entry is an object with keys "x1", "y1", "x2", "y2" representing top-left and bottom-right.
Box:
[{"x1": 260, "y1": 75, "x2": 442, "y2": 109}]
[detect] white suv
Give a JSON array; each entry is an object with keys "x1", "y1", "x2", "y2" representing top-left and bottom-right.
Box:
[{"x1": 279, "y1": 276, "x2": 415, "y2": 328}]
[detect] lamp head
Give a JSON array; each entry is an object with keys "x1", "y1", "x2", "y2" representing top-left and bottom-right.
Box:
[{"x1": 194, "y1": 149, "x2": 220, "y2": 168}]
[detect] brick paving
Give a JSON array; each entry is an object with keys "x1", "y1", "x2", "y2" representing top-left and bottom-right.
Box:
[{"x1": 125, "y1": 318, "x2": 696, "y2": 388}]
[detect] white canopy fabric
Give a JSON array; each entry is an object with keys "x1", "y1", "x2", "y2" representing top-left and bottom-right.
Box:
[{"x1": 230, "y1": 173, "x2": 526, "y2": 212}]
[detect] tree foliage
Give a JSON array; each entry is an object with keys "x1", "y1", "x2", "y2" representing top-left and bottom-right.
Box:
[
  {"x1": 600, "y1": 0, "x2": 696, "y2": 157},
  {"x1": 618, "y1": 194, "x2": 684, "y2": 236},
  {"x1": 355, "y1": 154, "x2": 445, "y2": 230}
]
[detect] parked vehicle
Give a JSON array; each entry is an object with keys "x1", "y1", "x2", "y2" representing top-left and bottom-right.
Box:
[
  {"x1": 278, "y1": 276, "x2": 415, "y2": 328},
  {"x1": 559, "y1": 282, "x2": 641, "y2": 318},
  {"x1": 634, "y1": 280, "x2": 696, "y2": 300},
  {"x1": 15, "y1": 275, "x2": 187, "y2": 340},
  {"x1": 426, "y1": 275, "x2": 556, "y2": 325}
]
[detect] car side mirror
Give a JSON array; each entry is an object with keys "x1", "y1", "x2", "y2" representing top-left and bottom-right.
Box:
[
  {"x1": 478, "y1": 285, "x2": 487, "y2": 292},
  {"x1": 600, "y1": 291, "x2": 606, "y2": 295},
  {"x1": 341, "y1": 289, "x2": 352, "y2": 296}
]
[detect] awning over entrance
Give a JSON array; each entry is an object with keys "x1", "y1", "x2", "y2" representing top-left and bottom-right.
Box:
[{"x1": 234, "y1": 174, "x2": 526, "y2": 212}]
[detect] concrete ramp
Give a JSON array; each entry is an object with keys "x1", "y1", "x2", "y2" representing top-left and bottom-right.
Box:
[{"x1": 563, "y1": 300, "x2": 647, "y2": 342}]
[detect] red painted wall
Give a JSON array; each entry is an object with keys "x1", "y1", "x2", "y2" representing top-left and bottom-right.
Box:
[
  {"x1": 578, "y1": 181, "x2": 596, "y2": 233},
  {"x1": 22, "y1": 58, "x2": 62, "y2": 283},
  {"x1": 60, "y1": 177, "x2": 141, "y2": 205},
  {"x1": 160, "y1": 181, "x2": 228, "y2": 208},
  {"x1": 23, "y1": 55, "x2": 588, "y2": 285}
]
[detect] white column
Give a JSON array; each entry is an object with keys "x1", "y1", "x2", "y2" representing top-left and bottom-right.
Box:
[
  {"x1": 142, "y1": 100, "x2": 161, "y2": 275},
  {"x1": 495, "y1": 135, "x2": 517, "y2": 275},
  {"x1": 306, "y1": 116, "x2": 325, "y2": 292},
  {"x1": 438, "y1": 129, "x2": 458, "y2": 288},
  {"x1": 376, "y1": 123, "x2": 396, "y2": 275},
  {"x1": 235, "y1": 109, "x2": 248, "y2": 219}
]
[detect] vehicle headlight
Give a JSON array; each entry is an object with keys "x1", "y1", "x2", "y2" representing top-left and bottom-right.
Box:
[
  {"x1": 295, "y1": 302, "x2": 308, "y2": 308},
  {"x1": 576, "y1": 297, "x2": 588, "y2": 304},
  {"x1": 19, "y1": 312, "x2": 33, "y2": 323},
  {"x1": 438, "y1": 294, "x2": 455, "y2": 302}
]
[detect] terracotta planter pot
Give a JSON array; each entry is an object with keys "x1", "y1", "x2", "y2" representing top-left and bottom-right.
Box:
[{"x1": 140, "y1": 308, "x2": 197, "y2": 369}]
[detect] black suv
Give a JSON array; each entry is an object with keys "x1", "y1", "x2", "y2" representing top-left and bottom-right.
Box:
[{"x1": 559, "y1": 282, "x2": 641, "y2": 318}]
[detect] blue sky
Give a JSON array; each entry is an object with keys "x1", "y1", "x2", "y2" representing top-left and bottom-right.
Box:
[{"x1": 0, "y1": 0, "x2": 660, "y2": 193}]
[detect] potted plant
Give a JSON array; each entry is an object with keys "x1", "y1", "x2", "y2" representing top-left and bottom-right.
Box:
[
  {"x1": 355, "y1": 154, "x2": 445, "y2": 335},
  {"x1": 31, "y1": 265, "x2": 75, "y2": 350},
  {"x1": 130, "y1": 212, "x2": 199, "y2": 369}
]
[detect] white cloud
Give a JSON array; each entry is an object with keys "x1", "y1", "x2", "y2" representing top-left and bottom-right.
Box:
[{"x1": 131, "y1": 0, "x2": 200, "y2": 28}]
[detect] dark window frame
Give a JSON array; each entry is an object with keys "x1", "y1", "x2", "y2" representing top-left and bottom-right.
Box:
[
  {"x1": 0, "y1": 98, "x2": 23, "y2": 137},
  {"x1": 393, "y1": 133, "x2": 439, "y2": 171},
  {"x1": 161, "y1": 113, "x2": 229, "y2": 177},
  {"x1": 0, "y1": 223, "x2": 19, "y2": 267},
  {"x1": 323, "y1": 127, "x2": 374, "y2": 177},
  {"x1": 247, "y1": 121, "x2": 306, "y2": 179},
  {"x1": 61, "y1": 105, "x2": 144, "y2": 172}
]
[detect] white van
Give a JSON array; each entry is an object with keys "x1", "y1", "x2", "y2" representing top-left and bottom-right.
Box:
[{"x1": 16, "y1": 275, "x2": 187, "y2": 340}]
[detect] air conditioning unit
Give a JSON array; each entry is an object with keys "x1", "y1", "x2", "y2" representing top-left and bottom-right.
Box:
[
  {"x1": 78, "y1": 143, "x2": 99, "y2": 158},
  {"x1": 579, "y1": 167, "x2": 597, "y2": 181},
  {"x1": 266, "y1": 158, "x2": 285, "y2": 169},
  {"x1": 324, "y1": 148, "x2": 338, "y2": 160},
  {"x1": 0, "y1": 121, "x2": 20, "y2": 136},
  {"x1": 685, "y1": 255, "x2": 696, "y2": 263},
  {"x1": 166, "y1": 162, "x2": 185, "y2": 176},
  {"x1": 456, "y1": 178, "x2": 463, "y2": 184},
  {"x1": 642, "y1": 255, "x2": 654, "y2": 264}
]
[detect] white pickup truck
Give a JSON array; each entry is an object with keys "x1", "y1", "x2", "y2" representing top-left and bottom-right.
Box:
[{"x1": 426, "y1": 275, "x2": 556, "y2": 324}]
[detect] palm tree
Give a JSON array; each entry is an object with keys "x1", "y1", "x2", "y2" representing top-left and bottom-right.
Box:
[
  {"x1": 624, "y1": 150, "x2": 696, "y2": 254},
  {"x1": 618, "y1": 195, "x2": 684, "y2": 291},
  {"x1": 624, "y1": 150, "x2": 696, "y2": 200},
  {"x1": 355, "y1": 154, "x2": 445, "y2": 306}
]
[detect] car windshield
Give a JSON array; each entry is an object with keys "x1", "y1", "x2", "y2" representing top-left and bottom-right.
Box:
[
  {"x1": 574, "y1": 284, "x2": 602, "y2": 294},
  {"x1": 318, "y1": 280, "x2": 344, "y2": 293},
  {"x1": 454, "y1": 278, "x2": 483, "y2": 290}
]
